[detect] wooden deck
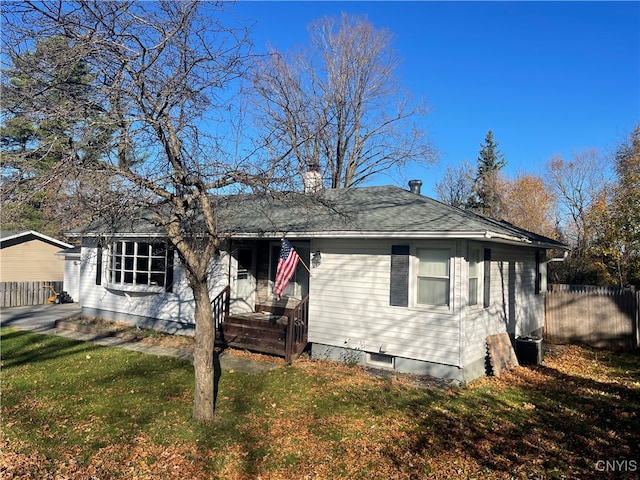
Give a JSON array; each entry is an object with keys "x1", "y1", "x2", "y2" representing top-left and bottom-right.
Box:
[{"x1": 212, "y1": 286, "x2": 309, "y2": 362}]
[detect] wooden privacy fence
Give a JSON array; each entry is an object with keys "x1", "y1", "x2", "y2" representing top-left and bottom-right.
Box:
[
  {"x1": 0, "y1": 281, "x2": 64, "y2": 308},
  {"x1": 545, "y1": 284, "x2": 639, "y2": 350}
]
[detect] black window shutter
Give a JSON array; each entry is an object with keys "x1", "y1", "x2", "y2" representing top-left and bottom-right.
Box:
[
  {"x1": 96, "y1": 246, "x2": 103, "y2": 285},
  {"x1": 390, "y1": 245, "x2": 410, "y2": 307},
  {"x1": 483, "y1": 248, "x2": 491, "y2": 308},
  {"x1": 535, "y1": 250, "x2": 542, "y2": 295},
  {"x1": 165, "y1": 246, "x2": 175, "y2": 293}
]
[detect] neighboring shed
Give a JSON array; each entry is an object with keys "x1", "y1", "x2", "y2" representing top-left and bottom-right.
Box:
[
  {"x1": 69, "y1": 183, "x2": 568, "y2": 381},
  {"x1": 0, "y1": 230, "x2": 72, "y2": 282}
]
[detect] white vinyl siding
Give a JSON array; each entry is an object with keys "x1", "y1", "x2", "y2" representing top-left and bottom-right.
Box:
[
  {"x1": 63, "y1": 257, "x2": 80, "y2": 302},
  {"x1": 308, "y1": 239, "x2": 462, "y2": 367},
  {"x1": 462, "y1": 246, "x2": 544, "y2": 368},
  {"x1": 79, "y1": 238, "x2": 229, "y2": 326}
]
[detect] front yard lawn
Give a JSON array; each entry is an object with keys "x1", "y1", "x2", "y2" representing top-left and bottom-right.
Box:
[{"x1": 1, "y1": 327, "x2": 639, "y2": 479}]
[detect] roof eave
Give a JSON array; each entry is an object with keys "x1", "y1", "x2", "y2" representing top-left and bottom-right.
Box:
[
  {"x1": 231, "y1": 230, "x2": 565, "y2": 248},
  {"x1": 1, "y1": 230, "x2": 73, "y2": 249},
  {"x1": 70, "y1": 229, "x2": 568, "y2": 250}
]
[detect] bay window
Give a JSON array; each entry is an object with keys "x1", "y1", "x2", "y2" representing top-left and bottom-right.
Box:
[{"x1": 107, "y1": 240, "x2": 173, "y2": 291}]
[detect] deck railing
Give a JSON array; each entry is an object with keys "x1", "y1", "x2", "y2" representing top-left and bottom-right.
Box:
[
  {"x1": 211, "y1": 285, "x2": 230, "y2": 330},
  {"x1": 285, "y1": 295, "x2": 309, "y2": 363}
]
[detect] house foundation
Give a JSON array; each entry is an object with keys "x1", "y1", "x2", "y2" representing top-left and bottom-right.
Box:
[{"x1": 311, "y1": 342, "x2": 486, "y2": 383}]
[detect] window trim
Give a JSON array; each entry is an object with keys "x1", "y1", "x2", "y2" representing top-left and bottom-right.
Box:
[
  {"x1": 411, "y1": 243, "x2": 454, "y2": 311},
  {"x1": 104, "y1": 240, "x2": 172, "y2": 294},
  {"x1": 468, "y1": 246, "x2": 484, "y2": 308},
  {"x1": 483, "y1": 248, "x2": 492, "y2": 308}
]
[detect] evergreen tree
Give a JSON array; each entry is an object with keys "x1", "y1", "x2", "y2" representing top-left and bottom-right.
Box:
[
  {"x1": 467, "y1": 130, "x2": 506, "y2": 217},
  {"x1": 1, "y1": 36, "x2": 112, "y2": 235}
]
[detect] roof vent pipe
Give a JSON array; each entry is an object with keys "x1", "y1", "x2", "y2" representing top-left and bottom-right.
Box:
[{"x1": 408, "y1": 179, "x2": 422, "y2": 195}]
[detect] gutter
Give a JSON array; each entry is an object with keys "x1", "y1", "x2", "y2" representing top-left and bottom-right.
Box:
[
  {"x1": 68, "y1": 230, "x2": 566, "y2": 250},
  {"x1": 226, "y1": 230, "x2": 563, "y2": 249}
]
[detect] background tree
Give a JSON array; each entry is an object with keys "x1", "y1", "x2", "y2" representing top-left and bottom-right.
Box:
[
  {"x1": 434, "y1": 161, "x2": 474, "y2": 208},
  {"x1": 546, "y1": 149, "x2": 607, "y2": 253},
  {"x1": 2, "y1": 1, "x2": 268, "y2": 423},
  {"x1": 467, "y1": 130, "x2": 506, "y2": 217},
  {"x1": 588, "y1": 125, "x2": 640, "y2": 287},
  {"x1": 499, "y1": 174, "x2": 557, "y2": 238},
  {"x1": 611, "y1": 125, "x2": 640, "y2": 286},
  {"x1": 1, "y1": 35, "x2": 111, "y2": 236},
  {"x1": 545, "y1": 149, "x2": 610, "y2": 284},
  {"x1": 250, "y1": 13, "x2": 436, "y2": 189}
]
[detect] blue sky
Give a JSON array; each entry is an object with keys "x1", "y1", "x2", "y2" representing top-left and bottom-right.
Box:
[{"x1": 232, "y1": 1, "x2": 639, "y2": 196}]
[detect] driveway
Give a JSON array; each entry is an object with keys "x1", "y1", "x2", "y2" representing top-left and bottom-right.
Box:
[
  {"x1": 0, "y1": 303, "x2": 81, "y2": 333},
  {"x1": 0, "y1": 303, "x2": 278, "y2": 371}
]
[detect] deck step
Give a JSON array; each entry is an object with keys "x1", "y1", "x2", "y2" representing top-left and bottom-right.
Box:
[
  {"x1": 226, "y1": 314, "x2": 288, "y2": 328},
  {"x1": 219, "y1": 324, "x2": 286, "y2": 342},
  {"x1": 222, "y1": 320, "x2": 287, "y2": 332},
  {"x1": 216, "y1": 318, "x2": 288, "y2": 357}
]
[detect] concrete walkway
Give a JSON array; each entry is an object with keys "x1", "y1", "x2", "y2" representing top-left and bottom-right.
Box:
[{"x1": 0, "y1": 304, "x2": 278, "y2": 373}]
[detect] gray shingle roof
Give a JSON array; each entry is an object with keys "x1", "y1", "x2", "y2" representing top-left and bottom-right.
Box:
[
  {"x1": 70, "y1": 186, "x2": 567, "y2": 249},
  {"x1": 221, "y1": 186, "x2": 565, "y2": 247}
]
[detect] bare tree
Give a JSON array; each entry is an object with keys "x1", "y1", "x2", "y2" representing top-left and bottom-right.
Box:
[
  {"x1": 546, "y1": 149, "x2": 608, "y2": 253},
  {"x1": 435, "y1": 161, "x2": 474, "y2": 208},
  {"x1": 250, "y1": 13, "x2": 437, "y2": 189},
  {"x1": 1, "y1": 1, "x2": 273, "y2": 422}
]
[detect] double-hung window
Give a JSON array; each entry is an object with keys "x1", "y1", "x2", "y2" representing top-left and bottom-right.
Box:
[
  {"x1": 107, "y1": 240, "x2": 172, "y2": 291},
  {"x1": 416, "y1": 248, "x2": 451, "y2": 307},
  {"x1": 468, "y1": 247, "x2": 483, "y2": 306}
]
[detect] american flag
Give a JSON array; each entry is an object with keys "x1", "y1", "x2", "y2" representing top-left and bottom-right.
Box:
[{"x1": 273, "y1": 238, "x2": 300, "y2": 300}]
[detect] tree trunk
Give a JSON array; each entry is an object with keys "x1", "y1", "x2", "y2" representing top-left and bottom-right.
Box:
[{"x1": 191, "y1": 278, "x2": 216, "y2": 423}]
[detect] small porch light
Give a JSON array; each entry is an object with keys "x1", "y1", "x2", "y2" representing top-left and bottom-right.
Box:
[{"x1": 312, "y1": 250, "x2": 322, "y2": 268}]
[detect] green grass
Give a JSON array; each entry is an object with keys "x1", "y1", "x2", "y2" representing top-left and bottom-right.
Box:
[{"x1": 2, "y1": 326, "x2": 639, "y2": 479}]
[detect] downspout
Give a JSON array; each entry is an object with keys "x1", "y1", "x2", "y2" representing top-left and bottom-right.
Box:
[
  {"x1": 545, "y1": 251, "x2": 569, "y2": 263},
  {"x1": 542, "y1": 250, "x2": 568, "y2": 292},
  {"x1": 541, "y1": 250, "x2": 569, "y2": 340}
]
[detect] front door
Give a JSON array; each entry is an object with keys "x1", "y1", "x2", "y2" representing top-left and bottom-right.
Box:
[{"x1": 232, "y1": 246, "x2": 256, "y2": 313}]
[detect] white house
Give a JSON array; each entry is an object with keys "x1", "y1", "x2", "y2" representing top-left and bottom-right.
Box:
[
  {"x1": 68, "y1": 183, "x2": 567, "y2": 381},
  {"x1": 56, "y1": 246, "x2": 82, "y2": 304}
]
